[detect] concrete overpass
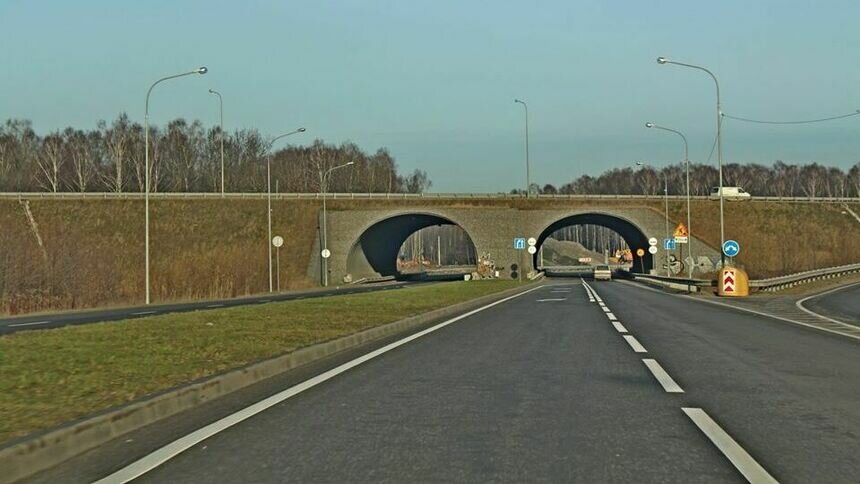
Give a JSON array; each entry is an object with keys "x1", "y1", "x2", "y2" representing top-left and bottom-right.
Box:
[{"x1": 318, "y1": 205, "x2": 721, "y2": 284}]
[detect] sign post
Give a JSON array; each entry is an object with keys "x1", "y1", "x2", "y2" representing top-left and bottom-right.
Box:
[
  {"x1": 272, "y1": 235, "x2": 284, "y2": 292},
  {"x1": 513, "y1": 237, "x2": 527, "y2": 281},
  {"x1": 673, "y1": 223, "x2": 688, "y2": 277},
  {"x1": 718, "y1": 240, "x2": 747, "y2": 296}
]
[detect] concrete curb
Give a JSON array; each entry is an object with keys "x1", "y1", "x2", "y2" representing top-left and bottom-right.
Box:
[{"x1": 0, "y1": 282, "x2": 540, "y2": 484}]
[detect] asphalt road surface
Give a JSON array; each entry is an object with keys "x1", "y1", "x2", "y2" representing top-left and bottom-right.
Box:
[
  {"x1": 801, "y1": 282, "x2": 860, "y2": 325},
  {"x1": 28, "y1": 279, "x2": 860, "y2": 483},
  {"x1": 0, "y1": 282, "x2": 419, "y2": 335}
]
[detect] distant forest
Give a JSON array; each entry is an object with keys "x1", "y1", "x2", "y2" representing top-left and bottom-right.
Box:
[
  {"x1": 0, "y1": 116, "x2": 431, "y2": 193},
  {"x1": 516, "y1": 161, "x2": 860, "y2": 198}
]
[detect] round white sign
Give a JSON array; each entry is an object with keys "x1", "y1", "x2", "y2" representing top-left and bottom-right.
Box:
[
  {"x1": 321, "y1": 248, "x2": 332, "y2": 259},
  {"x1": 272, "y1": 235, "x2": 284, "y2": 248},
  {"x1": 648, "y1": 237, "x2": 658, "y2": 246},
  {"x1": 527, "y1": 245, "x2": 537, "y2": 254},
  {"x1": 527, "y1": 237, "x2": 537, "y2": 247},
  {"x1": 648, "y1": 245, "x2": 658, "y2": 255}
]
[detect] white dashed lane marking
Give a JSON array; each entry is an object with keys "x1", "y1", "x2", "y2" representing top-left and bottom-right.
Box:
[
  {"x1": 610, "y1": 321, "x2": 628, "y2": 333},
  {"x1": 622, "y1": 335, "x2": 647, "y2": 353},
  {"x1": 683, "y1": 408, "x2": 779, "y2": 484},
  {"x1": 642, "y1": 359, "x2": 684, "y2": 393}
]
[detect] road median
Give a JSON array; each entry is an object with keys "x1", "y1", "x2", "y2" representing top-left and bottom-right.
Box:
[{"x1": 0, "y1": 280, "x2": 535, "y2": 484}]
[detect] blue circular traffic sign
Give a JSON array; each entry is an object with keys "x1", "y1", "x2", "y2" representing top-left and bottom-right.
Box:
[{"x1": 722, "y1": 239, "x2": 740, "y2": 257}]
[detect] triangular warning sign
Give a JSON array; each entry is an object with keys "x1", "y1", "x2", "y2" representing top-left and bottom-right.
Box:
[{"x1": 674, "y1": 223, "x2": 688, "y2": 238}]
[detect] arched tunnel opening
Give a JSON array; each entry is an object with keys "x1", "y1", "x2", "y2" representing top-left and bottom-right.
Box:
[
  {"x1": 534, "y1": 213, "x2": 653, "y2": 276},
  {"x1": 346, "y1": 214, "x2": 477, "y2": 282}
]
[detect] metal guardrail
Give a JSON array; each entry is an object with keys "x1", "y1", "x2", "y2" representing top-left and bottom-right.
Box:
[
  {"x1": 0, "y1": 192, "x2": 858, "y2": 203},
  {"x1": 630, "y1": 263, "x2": 860, "y2": 292},
  {"x1": 750, "y1": 263, "x2": 860, "y2": 292},
  {"x1": 632, "y1": 273, "x2": 713, "y2": 286}
]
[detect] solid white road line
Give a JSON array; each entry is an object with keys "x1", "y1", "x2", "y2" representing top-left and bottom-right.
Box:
[
  {"x1": 606, "y1": 313, "x2": 618, "y2": 321},
  {"x1": 682, "y1": 408, "x2": 779, "y2": 484},
  {"x1": 622, "y1": 335, "x2": 647, "y2": 353},
  {"x1": 610, "y1": 321, "x2": 628, "y2": 333},
  {"x1": 92, "y1": 285, "x2": 543, "y2": 484},
  {"x1": 619, "y1": 279, "x2": 860, "y2": 342},
  {"x1": 206, "y1": 304, "x2": 224, "y2": 308},
  {"x1": 642, "y1": 359, "x2": 684, "y2": 393},
  {"x1": 580, "y1": 279, "x2": 597, "y2": 302},
  {"x1": 131, "y1": 311, "x2": 156, "y2": 316},
  {"x1": 537, "y1": 298, "x2": 566, "y2": 302},
  {"x1": 795, "y1": 282, "x2": 860, "y2": 326},
  {"x1": 8, "y1": 320, "x2": 51, "y2": 327}
]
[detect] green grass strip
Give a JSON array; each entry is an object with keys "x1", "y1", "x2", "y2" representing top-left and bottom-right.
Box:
[{"x1": 0, "y1": 280, "x2": 522, "y2": 444}]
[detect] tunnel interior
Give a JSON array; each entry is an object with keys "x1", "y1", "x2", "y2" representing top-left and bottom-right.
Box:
[
  {"x1": 534, "y1": 213, "x2": 653, "y2": 273},
  {"x1": 347, "y1": 214, "x2": 477, "y2": 280}
]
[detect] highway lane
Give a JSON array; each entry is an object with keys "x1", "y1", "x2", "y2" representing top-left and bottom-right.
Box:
[
  {"x1": 0, "y1": 281, "x2": 421, "y2": 335},
  {"x1": 799, "y1": 282, "x2": 860, "y2": 325},
  {"x1": 32, "y1": 279, "x2": 860, "y2": 483},
  {"x1": 115, "y1": 282, "x2": 742, "y2": 483},
  {"x1": 596, "y1": 280, "x2": 860, "y2": 482}
]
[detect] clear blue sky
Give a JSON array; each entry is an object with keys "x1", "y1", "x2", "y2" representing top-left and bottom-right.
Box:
[{"x1": 1, "y1": 0, "x2": 858, "y2": 192}]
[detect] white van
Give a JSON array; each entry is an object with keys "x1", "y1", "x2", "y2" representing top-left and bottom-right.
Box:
[{"x1": 709, "y1": 186, "x2": 751, "y2": 200}]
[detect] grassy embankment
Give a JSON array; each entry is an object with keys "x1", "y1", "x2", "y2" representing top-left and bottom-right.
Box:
[
  {"x1": 2, "y1": 197, "x2": 858, "y2": 314},
  {"x1": 0, "y1": 198, "x2": 320, "y2": 314},
  {"x1": 664, "y1": 200, "x2": 860, "y2": 278},
  {"x1": 0, "y1": 279, "x2": 522, "y2": 444}
]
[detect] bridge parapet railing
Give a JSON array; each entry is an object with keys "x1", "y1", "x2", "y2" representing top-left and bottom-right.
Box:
[{"x1": 1, "y1": 192, "x2": 859, "y2": 203}]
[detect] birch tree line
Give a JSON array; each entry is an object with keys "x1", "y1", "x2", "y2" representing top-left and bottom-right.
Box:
[
  {"x1": 528, "y1": 161, "x2": 860, "y2": 198},
  {"x1": 0, "y1": 116, "x2": 432, "y2": 194}
]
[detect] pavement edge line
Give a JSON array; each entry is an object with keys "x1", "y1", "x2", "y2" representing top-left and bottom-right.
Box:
[{"x1": 0, "y1": 282, "x2": 541, "y2": 484}]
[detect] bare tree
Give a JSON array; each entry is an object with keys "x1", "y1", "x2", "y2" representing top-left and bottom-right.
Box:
[
  {"x1": 65, "y1": 128, "x2": 99, "y2": 192},
  {"x1": 100, "y1": 113, "x2": 135, "y2": 193},
  {"x1": 800, "y1": 163, "x2": 826, "y2": 199},
  {"x1": 35, "y1": 132, "x2": 65, "y2": 192},
  {"x1": 849, "y1": 163, "x2": 860, "y2": 198}
]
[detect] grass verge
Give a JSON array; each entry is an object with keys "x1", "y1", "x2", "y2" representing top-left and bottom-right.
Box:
[{"x1": 0, "y1": 280, "x2": 523, "y2": 444}]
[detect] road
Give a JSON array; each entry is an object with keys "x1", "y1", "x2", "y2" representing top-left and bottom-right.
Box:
[
  {"x1": 800, "y1": 282, "x2": 860, "y2": 325},
  {"x1": 0, "y1": 281, "x2": 420, "y2": 335},
  {"x1": 28, "y1": 279, "x2": 860, "y2": 483}
]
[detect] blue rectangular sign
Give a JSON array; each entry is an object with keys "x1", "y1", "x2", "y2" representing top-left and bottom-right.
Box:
[
  {"x1": 514, "y1": 238, "x2": 526, "y2": 250},
  {"x1": 664, "y1": 239, "x2": 676, "y2": 250}
]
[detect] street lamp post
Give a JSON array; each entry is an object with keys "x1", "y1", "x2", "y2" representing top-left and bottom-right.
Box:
[
  {"x1": 144, "y1": 66, "x2": 207, "y2": 305},
  {"x1": 514, "y1": 99, "x2": 531, "y2": 197},
  {"x1": 267, "y1": 128, "x2": 306, "y2": 292},
  {"x1": 320, "y1": 161, "x2": 355, "y2": 287},
  {"x1": 657, "y1": 56, "x2": 726, "y2": 267},
  {"x1": 208, "y1": 89, "x2": 225, "y2": 196},
  {"x1": 636, "y1": 161, "x2": 670, "y2": 276},
  {"x1": 646, "y1": 122, "x2": 694, "y2": 278}
]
